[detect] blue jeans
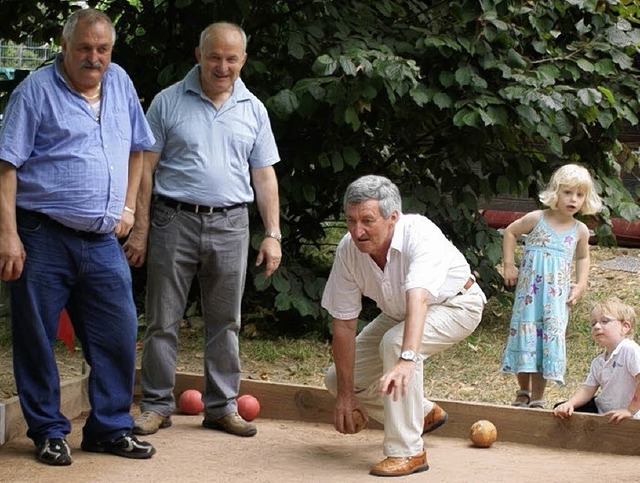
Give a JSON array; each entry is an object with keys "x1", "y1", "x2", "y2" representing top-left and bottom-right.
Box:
[
  {"x1": 139, "y1": 202, "x2": 249, "y2": 419},
  {"x1": 11, "y1": 209, "x2": 137, "y2": 445}
]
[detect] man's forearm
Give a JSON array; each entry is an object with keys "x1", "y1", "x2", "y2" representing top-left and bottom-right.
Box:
[
  {"x1": 132, "y1": 151, "x2": 160, "y2": 231},
  {"x1": 251, "y1": 166, "x2": 280, "y2": 233},
  {"x1": 332, "y1": 319, "x2": 357, "y2": 395},
  {"x1": 124, "y1": 151, "x2": 143, "y2": 212},
  {"x1": 0, "y1": 161, "x2": 17, "y2": 232}
]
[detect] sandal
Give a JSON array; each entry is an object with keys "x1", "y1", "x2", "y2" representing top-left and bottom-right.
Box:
[
  {"x1": 528, "y1": 399, "x2": 546, "y2": 409},
  {"x1": 511, "y1": 390, "x2": 531, "y2": 407}
]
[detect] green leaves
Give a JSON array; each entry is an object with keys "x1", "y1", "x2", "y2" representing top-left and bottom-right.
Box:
[{"x1": 5, "y1": 0, "x2": 638, "y2": 333}]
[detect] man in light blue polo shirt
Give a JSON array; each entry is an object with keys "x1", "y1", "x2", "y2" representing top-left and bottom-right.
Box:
[
  {"x1": 125, "y1": 21, "x2": 281, "y2": 438},
  {"x1": 0, "y1": 9, "x2": 156, "y2": 465}
]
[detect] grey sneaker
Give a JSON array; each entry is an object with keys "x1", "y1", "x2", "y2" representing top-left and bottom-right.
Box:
[
  {"x1": 36, "y1": 438, "x2": 72, "y2": 466},
  {"x1": 81, "y1": 431, "x2": 156, "y2": 459},
  {"x1": 202, "y1": 411, "x2": 257, "y2": 437},
  {"x1": 132, "y1": 411, "x2": 172, "y2": 435}
]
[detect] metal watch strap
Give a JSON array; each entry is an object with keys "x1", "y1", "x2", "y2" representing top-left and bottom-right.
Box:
[{"x1": 264, "y1": 231, "x2": 282, "y2": 242}]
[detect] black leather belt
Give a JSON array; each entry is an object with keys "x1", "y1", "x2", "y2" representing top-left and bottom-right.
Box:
[
  {"x1": 155, "y1": 195, "x2": 245, "y2": 215},
  {"x1": 16, "y1": 207, "x2": 105, "y2": 238}
]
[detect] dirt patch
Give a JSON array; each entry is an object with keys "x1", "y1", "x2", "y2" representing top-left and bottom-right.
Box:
[{"x1": 2, "y1": 414, "x2": 640, "y2": 482}]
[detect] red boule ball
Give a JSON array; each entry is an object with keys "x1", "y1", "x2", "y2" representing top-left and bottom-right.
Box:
[
  {"x1": 179, "y1": 389, "x2": 204, "y2": 415},
  {"x1": 237, "y1": 394, "x2": 261, "y2": 421}
]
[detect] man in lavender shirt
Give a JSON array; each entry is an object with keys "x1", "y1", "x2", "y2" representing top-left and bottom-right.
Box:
[{"x1": 0, "y1": 9, "x2": 156, "y2": 466}]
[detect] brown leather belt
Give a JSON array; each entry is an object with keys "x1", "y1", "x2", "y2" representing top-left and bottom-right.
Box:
[
  {"x1": 156, "y1": 195, "x2": 245, "y2": 215},
  {"x1": 457, "y1": 277, "x2": 474, "y2": 295}
]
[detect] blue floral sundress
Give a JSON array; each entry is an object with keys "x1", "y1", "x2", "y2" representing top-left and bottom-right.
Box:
[{"x1": 500, "y1": 212, "x2": 578, "y2": 384}]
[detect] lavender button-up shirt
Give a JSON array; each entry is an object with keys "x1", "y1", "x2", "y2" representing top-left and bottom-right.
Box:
[{"x1": 0, "y1": 54, "x2": 154, "y2": 233}]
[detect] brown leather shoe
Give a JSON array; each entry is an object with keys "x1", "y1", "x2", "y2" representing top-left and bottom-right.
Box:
[
  {"x1": 202, "y1": 411, "x2": 257, "y2": 437},
  {"x1": 369, "y1": 451, "x2": 429, "y2": 477},
  {"x1": 422, "y1": 403, "x2": 448, "y2": 434}
]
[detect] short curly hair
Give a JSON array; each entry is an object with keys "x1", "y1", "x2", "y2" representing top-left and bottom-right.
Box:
[{"x1": 343, "y1": 175, "x2": 402, "y2": 219}]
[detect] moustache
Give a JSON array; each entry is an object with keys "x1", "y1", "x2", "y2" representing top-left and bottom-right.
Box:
[{"x1": 80, "y1": 61, "x2": 103, "y2": 69}]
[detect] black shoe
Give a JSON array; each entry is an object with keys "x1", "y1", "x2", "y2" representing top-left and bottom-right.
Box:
[
  {"x1": 81, "y1": 431, "x2": 156, "y2": 459},
  {"x1": 36, "y1": 438, "x2": 73, "y2": 466}
]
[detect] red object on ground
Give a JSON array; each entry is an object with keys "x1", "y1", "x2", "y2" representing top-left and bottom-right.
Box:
[
  {"x1": 57, "y1": 309, "x2": 75, "y2": 352},
  {"x1": 179, "y1": 389, "x2": 204, "y2": 415},
  {"x1": 237, "y1": 394, "x2": 261, "y2": 421}
]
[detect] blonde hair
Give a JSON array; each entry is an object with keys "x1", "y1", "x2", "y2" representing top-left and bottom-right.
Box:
[
  {"x1": 539, "y1": 164, "x2": 602, "y2": 215},
  {"x1": 592, "y1": 297, "x2": 636, "y2": 332}
]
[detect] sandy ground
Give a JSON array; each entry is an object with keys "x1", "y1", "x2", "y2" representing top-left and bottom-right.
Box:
[{"x1": 1, "y1": 414, "x2": 639, "y2": 483}]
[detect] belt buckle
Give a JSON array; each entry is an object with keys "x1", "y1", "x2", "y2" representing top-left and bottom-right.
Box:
[{"x1": 195, "y1": 204, "x2": 214, "y2": 215}]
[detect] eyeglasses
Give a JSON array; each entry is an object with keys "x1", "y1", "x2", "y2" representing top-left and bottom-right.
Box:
[{"x1": 589, "y1": 317, "x2": 618, "y2": 329}]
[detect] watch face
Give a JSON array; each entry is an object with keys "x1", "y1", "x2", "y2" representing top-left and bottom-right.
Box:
[{"x1": 401, "y1": 350, "x2": 416, "y2": 361}]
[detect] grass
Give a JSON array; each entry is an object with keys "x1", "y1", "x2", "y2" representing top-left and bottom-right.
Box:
[
  {"x1": 232, "y1": 246, "x2": 640, "y2": 407},
  {"x1": 1, "y1": 246, "x2": 640, "y2": 409}
]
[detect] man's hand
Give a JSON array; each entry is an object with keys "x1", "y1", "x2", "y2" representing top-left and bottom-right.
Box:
[
  {"x1": 0, "y1": 230, "x2": 25, "y2": 281},
  {"x1": 123, "y1": 226, "x2": 149, "y2": 267},
  {"x1": 334, "y1": 393, "x2": 369, "y2": 434},
  {"x1": 378, "y1": 360, "x2": 417, "y2": 402},
  {"x1": 114, "y1": 210, "x2": 134, "y2": 239},
  {"x1": 255, "y1": 237, "x2": 281, "y2": 278}
]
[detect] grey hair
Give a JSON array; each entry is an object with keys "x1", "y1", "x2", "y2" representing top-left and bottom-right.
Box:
[
  {"x1": 344, "y1": 175, "x2": 402, "y2": 219},
  {"x1": 62, "y1": 9, "x2": 116, "y2": 46},
  {"x1": 199, "y1": 22, "x2": 247, "y2": 53}
]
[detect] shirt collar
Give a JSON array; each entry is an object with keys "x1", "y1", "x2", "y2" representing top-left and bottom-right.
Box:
[
  {"x1": 186, "y1": 65, "x2": 251, "y2": 103},
  {"x1": 54, "y1": 53, "x2": 112, "y2": 88},
  {"x1": 389, "y1": 213, "x2": 405, "y2": 254}
]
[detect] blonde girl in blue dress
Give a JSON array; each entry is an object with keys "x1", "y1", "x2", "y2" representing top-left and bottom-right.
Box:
[{"x1": 501, "y1": 164, "x2": 603, "y2": 409}]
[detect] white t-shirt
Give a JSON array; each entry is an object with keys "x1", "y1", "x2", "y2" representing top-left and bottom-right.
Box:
[
  {"x1": 321, "y1": 214, "x2": 471, "y2": 322},
  {"x1": 585, "y1": 338, "x2": 640, "y2": 418}
]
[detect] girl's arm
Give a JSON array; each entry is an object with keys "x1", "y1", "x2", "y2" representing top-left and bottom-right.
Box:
[
  {"x1": 502, "y1": 210, "x2": 542, "y2": 286},
  {"x1": 604, "y1": 373, "x2": 640, "y2": 424},
  {"x1": 567, "y1": 222, "x2": 591, "y2": 306},
  {"x1": 553, "y1": 384, "x2": 598, "y2": 419}
]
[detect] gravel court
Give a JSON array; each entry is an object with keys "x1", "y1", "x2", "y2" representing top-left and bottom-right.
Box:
[{"x1": 1, "y1": 414, "x2": 639, "y2": 482}]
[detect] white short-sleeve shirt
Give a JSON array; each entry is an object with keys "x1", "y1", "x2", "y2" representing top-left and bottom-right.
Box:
[
  {"x1": 321, "y1": 214, "x2": 471, "y2": 321},
  {"x1": 585, "y1": 338, "x2": 640, "y2": 418}
]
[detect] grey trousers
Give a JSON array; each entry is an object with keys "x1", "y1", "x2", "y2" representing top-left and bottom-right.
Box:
[{"x1": 139, "y1": 202, "x2": 249, "y2": 419}]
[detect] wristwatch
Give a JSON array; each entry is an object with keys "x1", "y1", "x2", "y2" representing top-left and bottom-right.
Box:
[
  {"x1": 264, "y1": 231, "x2": 282, "y2": 242},
  {"x1": 400, "y1": 350, "x2": 419, "y2": 363}
]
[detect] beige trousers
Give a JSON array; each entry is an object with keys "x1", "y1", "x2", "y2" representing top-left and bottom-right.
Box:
[{"x1": 325, "y1": 282, "x2": 486, "y2": 456}]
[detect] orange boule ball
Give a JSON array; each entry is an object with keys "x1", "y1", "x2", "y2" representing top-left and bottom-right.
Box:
[
  {"x1": 469, "y1": 420, "x2": 497, "y2": 448},
  {"x1": 237, "y1": 394, "x2": 261, "y2": 421},
  {"x1": 352, "y1": 409, "x2": 367, "y2": 433},
  {"x1": 178, "y1": 389, "x2": 204, "y2": 415}
]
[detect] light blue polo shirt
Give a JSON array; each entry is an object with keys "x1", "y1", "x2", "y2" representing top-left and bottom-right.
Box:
[
  {"x1": 0, "y1": 54, "x2": 155, "y2": 233},
  {"x1": 146, "y1": 65, "x2": 280, "y2": 207}
]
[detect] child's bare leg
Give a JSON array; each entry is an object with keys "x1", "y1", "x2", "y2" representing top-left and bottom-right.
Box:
[
  {"x1": 530, "y1": 372, "x2": 547, "y2": 401},
  {"x1": 526, "y1": 372, "x2": 548, "y2": 408}
]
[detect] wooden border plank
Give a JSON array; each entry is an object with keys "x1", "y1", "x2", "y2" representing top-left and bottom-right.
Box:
[
  {"x1": 158, "y1": 372, "x2": 640, "y2": 456},
  {"x1": 1, "y1": 375, "x2": 90, "y2": 446}
]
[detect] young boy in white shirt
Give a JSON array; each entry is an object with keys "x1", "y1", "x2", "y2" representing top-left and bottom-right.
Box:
[{"x1": 554, "y1": 297, "x2": 640, "y2": 423}]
